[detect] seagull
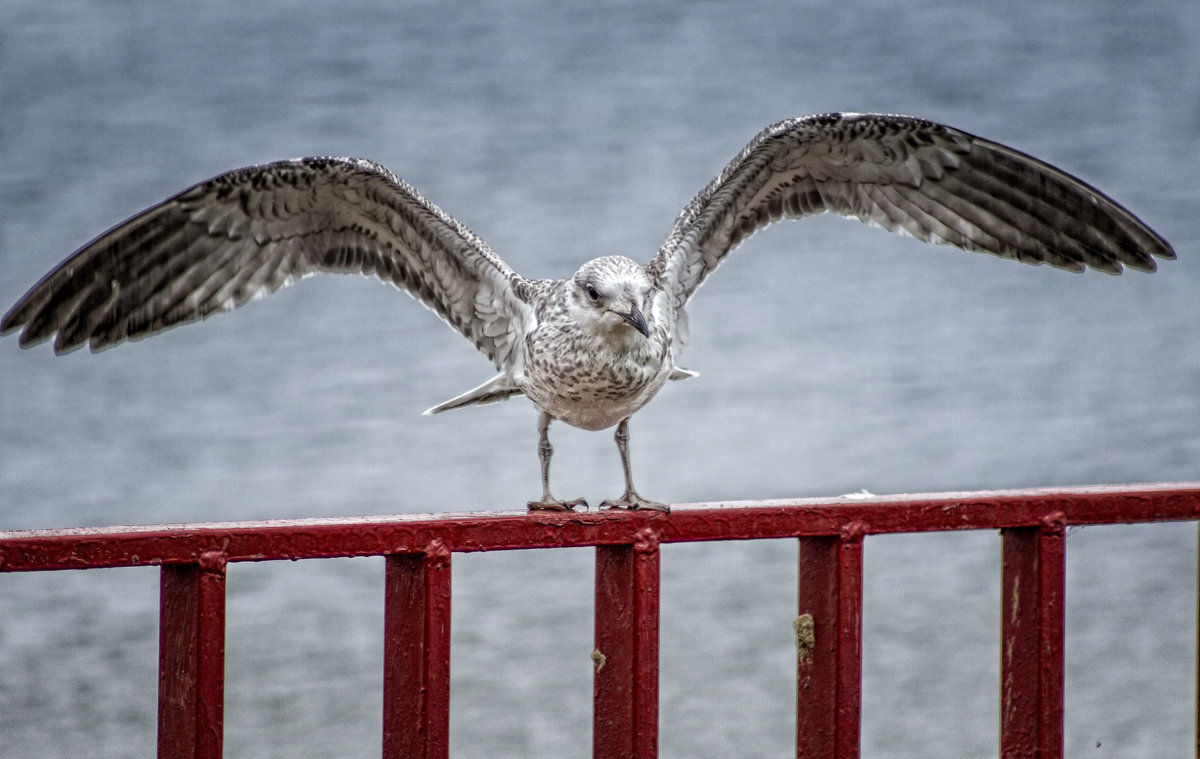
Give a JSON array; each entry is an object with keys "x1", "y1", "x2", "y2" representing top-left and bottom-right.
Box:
[{"x1": 1, "y1": 113, "x2": 1175, "y2": 512}]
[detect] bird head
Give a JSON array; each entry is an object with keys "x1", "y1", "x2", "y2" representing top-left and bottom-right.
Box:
[{"x1": 570, "y1": 256, "x2": 653, "y2": 338}]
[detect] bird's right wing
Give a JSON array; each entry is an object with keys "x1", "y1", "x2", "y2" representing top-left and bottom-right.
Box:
[
  {"x1": 2, "y1": 158, "x2": 534, "y2": 371},
  {"x1": 648, "y1": 113, "x2": 1175, "y2": 312}
]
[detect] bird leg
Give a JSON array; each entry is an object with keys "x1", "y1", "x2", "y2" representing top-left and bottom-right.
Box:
[
  {"x1": 527, "y1": 411, "x2": 588, "y2": 512},
  {"x1": 600, "y1": 418, "x2": 670, "y2": 513}
]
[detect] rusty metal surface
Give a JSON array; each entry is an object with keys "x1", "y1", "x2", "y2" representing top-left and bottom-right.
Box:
[
  {"x1": 4, "y1": 484, "x2": 1198, "y2": 759},
  {"x1": 593, "y1": 528, "x2": 660, "y2": 758},
  {"x1": 157, "y1": 558, "x2": 226, "y2": 759},
  {"x1": 382, "y1": 544, "x2": 452, "y2": 759},
  {"x1": 796, "y1": 525, "x2": 866, "y2": 759},
  {"x1": 1001, "y1": 522, "x2": 1066, "y2": 759},
  {"x1": 3, "y1": 484, "x2": 1198, "y2": 572}
]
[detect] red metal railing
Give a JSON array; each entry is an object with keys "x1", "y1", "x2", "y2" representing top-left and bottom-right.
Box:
[{"x1": 2, "y1": 483, "x2": 1199, "y2": 758}]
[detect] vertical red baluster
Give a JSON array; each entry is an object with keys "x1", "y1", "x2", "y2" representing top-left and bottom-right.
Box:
[
  {"x1": 158, "y1": 551, "x2": 227, "y2": 759},
  {"x1": 383, "y1": 540, "x2": 452, "y2": 759},
  {"x1": 593, "y1": 527, "x2": 661, "y2": 759},
  {"x1": 796, "y1": 524, "x2": 864, "y2": 759},
  {"x1": 1000, "y1": 514, "x2": 1065, "y2": 759}
]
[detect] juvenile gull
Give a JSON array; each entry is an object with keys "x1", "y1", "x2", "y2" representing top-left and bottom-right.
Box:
[{"x1": 1, "y1": 113, "x2": 1175, "y2": 512}]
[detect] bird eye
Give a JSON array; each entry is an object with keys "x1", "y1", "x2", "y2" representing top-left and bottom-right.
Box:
[{"x1": 585, "y1": 284, "x2": 600, "y2": 301}]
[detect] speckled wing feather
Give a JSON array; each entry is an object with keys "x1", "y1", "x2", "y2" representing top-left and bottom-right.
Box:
[
  {"x1": 648, "y1": 113, "x2": 1175, "y2": 311},
  {"x1": 1, "y1": 158, "x2": 533, "y2": 368}
]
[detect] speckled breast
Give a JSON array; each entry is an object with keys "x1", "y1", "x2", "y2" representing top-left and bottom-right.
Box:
[{"x1": 521, "y1": 324, "x2": 672, "y2": 431}]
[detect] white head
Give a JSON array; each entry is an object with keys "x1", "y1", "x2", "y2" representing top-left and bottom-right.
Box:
[{"x1": 568, "y1": 256, "x2": 653, "y2": 339}]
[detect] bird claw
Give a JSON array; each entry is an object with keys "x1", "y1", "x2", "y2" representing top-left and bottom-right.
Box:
[
  {"x1": 600, "y1": 494, "x2": 670, "y2": 513},
  {"x1": 527, "y1": 497, "x2": 588, "y2": 512}
]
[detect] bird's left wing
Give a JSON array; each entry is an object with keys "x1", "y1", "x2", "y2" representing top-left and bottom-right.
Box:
[
  {"x1": 647, "y1": 113, "x2": 1175, "y2": 312},
  {"x1": 2, "y1": 157, "x2": 534, "y2": 370}
]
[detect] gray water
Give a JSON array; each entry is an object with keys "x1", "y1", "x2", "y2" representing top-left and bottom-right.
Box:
[{"x1": 2, "y1": 1, "x2": 1199, "y2": 756}]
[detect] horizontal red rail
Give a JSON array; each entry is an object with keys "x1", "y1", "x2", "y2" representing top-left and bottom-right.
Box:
[
  {"x1": 3, "y1": 483, "x2": 1197, "y2": 759},
  {"x1": 2, "y1": 484, "x2": 1197, "y2": 570}
]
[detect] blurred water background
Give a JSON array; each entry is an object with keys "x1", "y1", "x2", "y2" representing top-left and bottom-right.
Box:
[{"x1": 2, "y1": 1, "x2": 1199, "y2": 756}]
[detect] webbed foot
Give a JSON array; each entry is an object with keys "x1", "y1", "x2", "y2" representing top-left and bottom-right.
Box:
[
  {"x1": 600, "y1": 493, "x2": 670, "y2": 513},
  {"x1": 527, "y1": 497, "x2": 588, "y2": 512}
]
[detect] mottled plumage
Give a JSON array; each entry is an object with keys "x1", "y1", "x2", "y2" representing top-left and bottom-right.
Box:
[{"x1": 2, "y1": 113, "x2": 1175, "y2": 512}]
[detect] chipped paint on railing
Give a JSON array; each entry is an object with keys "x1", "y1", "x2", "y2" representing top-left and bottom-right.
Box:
[{"x1": 3, "y1": 483, "x2": 1198, "y2": 759}]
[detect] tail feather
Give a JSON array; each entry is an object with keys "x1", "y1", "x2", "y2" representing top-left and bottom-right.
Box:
[
  {"x1": 669, "y1": 366, "x2": 697, "y2": 381},
  {"x1": 424, "y1": 373, "x2": 524, "y2": 415}
]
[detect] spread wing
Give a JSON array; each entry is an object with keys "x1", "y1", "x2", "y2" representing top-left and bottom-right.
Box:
[
  {"x1": 1, "y1": 157, "x2": 534, "y2": 369},
  {"x1": 648, "y1": 113, "x2": 1175, "y2": 311}
]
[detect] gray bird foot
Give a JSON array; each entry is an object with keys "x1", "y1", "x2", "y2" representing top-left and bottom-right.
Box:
[
  {"x1": 527, "y1": 497, "x2": 588, "y2": 512},
  {"x1": 600, "y1": 494, "x2": 670, "y2": 513}
]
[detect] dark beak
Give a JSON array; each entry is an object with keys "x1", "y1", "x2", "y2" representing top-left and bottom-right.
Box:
[{"x1": 619, "y1": 304, "x2": 650, "y2": 337}]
